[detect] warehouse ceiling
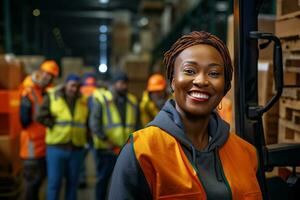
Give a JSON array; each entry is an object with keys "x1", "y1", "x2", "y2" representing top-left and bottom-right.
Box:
[{"x1": 9, "y1": 0, "x2": 144, "y2": 66}]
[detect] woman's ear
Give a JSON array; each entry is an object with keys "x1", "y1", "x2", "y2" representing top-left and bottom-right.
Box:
[{"x1": 171, "y1": 78, "x2": 175, "y2": 92}]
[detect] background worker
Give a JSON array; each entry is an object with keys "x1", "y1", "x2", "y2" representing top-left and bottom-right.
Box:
[
  {"x1": 36, "y1": 74, "x2": 89, "y2": 200},
  {"x1": 19, "y1": 60, "x2": 59, "y2": 200},
  {"x1": 78, "y1": 73, "x2": 98, "y2": 188},
  {"x1": 89, "y1": 72, "x2": 140, "y2": 200},
  {"x1": 140, "y1": 73, "x2": 169, "y2": 127}
]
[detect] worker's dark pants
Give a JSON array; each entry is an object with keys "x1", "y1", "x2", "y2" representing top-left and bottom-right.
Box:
[
  {"x1": 23, "y1": 158, "x2": 46, "y2": 200},
  {"x1": 46, "y1": 146, "x2": 85, "y2": 200},
  {"x1": 94, "y1": 150, "x2": 117, "y2": 200}
]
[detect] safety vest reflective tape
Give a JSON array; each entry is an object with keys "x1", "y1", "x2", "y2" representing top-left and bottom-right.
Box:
[
  {"x1": 93, "y1": 89, "x2": 138, "y2": 149},
  {"x1": 46, "y1": 88, "x2": 88, "y2": 147}
]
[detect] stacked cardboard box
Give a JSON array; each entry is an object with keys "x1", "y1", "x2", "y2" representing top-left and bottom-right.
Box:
[
  {"x1": 121, "y1": 54, "x2": 150, "y2": 100},
  {"x1": 0, "y1": 55, "x2": 26, "y2": 90},
  {"x1": 276, "y1": 0, "x2": 300, "y2": 143}
]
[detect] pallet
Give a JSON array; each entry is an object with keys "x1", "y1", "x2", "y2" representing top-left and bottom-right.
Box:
[
  {"x1": 278, "y1": 118, "x2": 300, "y2": 143},
  {"x1": 276, "y1": 16, "x2": 300, "y2": 39},
  {"x1": 277, "y1": 0, "x2": 300, "y2": 18},
  {"x1": 279, "y1": 98, "x2": 300, "y2": 120},
  {"x1": 282, "y1": 38, "x2": 300, "y2": 53},
  {"x1": 282, "y1": 87, "x2": 300, "y2": 99}
]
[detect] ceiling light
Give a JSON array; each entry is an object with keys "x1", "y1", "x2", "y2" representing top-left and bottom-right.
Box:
[
  {"x1": 32, "y1": 9, "x2": 40, "y2": 17},
  {"x1": 99, "y1": 25, "x2": 108, "y2": 33},
  {"x1": 98, "y1": 64, "x2": 108, "y2": 73},
  {"x1": 99, "y1": 0, "x2": 109, "y2": 4}
]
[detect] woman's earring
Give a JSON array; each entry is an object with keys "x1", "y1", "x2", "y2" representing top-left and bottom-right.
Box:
[{"x1": 217, "y1": 101, "x2": 222, "y2": 110}]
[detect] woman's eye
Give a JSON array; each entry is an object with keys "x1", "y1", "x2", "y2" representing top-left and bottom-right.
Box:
[
  {"x1": 208, "y1": 71, "x2": 221, "y2": 77},
  {"x1": 183, "y1": 68, "x2": 195, "y2": 75}
]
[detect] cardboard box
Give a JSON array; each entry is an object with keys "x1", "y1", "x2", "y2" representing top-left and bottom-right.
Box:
[
  {"x1": 0, "y1": 55, "x2": 26, "y2": 90},
  {"x1": 0, "y1": 136, "x2": 21, "y2": 175},
  {"x1": 112, "y1": 22, "x2": 131, "y2": 56},
  {"x1": 128, "y1": 79, "x2": 148, "y2": 100},
  {"x1": 122, "y1": 54, "x2": 150, "y2": 80}
]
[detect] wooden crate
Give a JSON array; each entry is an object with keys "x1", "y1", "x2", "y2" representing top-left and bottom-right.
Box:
[
  {"x1": 277, "y1": 0, "x2": 300, "y2": 18},
  {"x1": 282, "y1": 39, "x2": 300, "y2": 53},
  {"x1": 276, "y1": 15, "x2": 300, "y2": 38},
  {"x1": 258, "y1": 61, "x2": 280, "y2": 144},
  {"x1": 279, "y1": 98, "x2": 300, "y2": 119},
  {"x1": 278, "y1": 98, "x2": 300, "y2": 142},
  {"x1": 278, "y1": 118, "x2": 300, "y2": 143}
]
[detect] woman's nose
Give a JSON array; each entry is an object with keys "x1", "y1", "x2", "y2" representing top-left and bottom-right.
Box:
[{"x1": 192, "y1": 74, "x2": 209, "y2": 87}]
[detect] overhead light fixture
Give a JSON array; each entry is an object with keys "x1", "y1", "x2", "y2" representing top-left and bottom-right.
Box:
[
  {"x1": 99, "y1": 25, "x2": 108, "y2": 33},
  {"x1": 32, "y1": 9, "x2": 40, "y2": 17},
  {"x1": 98, "y1": 64, "x2": 108, "y2": 73},
  {"x1": 99, "y1": 0, "x2": 109, "y2": 4},
  {"x1": 138, "y1": 17, "x2": 149, "y2": 27}
]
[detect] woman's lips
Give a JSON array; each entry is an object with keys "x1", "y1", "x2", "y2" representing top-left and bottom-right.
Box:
[{"x1": 188, "y1": 91, "x2": 210, "y2": 102}]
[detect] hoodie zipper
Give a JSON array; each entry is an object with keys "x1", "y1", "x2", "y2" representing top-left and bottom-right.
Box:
[
  {"x1": 215, "y1": 147, "x2": 233, "y2": 200},
  {"x1": 190, "y1": 145, "x2": 233, "y2": 200},
  {"x1": 190, "y1": 146, "x2": 209, "y2": 197}
]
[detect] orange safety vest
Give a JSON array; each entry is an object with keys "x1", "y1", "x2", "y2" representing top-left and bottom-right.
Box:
[
  {"x1": 132, "y1": 126, "x2": 262, "y2": 200},
  {"x1": 19, "y1": 83, "x2": 46, "y2": 159}
]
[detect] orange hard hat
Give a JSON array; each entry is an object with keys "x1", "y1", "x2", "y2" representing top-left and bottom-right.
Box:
[
  {"x1": 40, "y1": 60, "x2": 59, "y2": 77},
  {"x1": 147, "y1": 74, "x2": 166, "y2": 92},
  {"x1": 84, "y1": 77, "x2": 96, "y2": 86}
]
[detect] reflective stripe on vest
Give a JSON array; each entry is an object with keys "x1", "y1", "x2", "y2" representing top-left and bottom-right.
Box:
[
  {"x1": 93, "y1": 90, "x2": 137, "y2": 149},
  {"x1": 46, "y1": 89, "x2": 88, "y2": 147},
  {"x1": 140, "y1": 91, "x2": 160, "y2": 127},
  {"x1": 132, "y1": 127, "x2": 262, "y2": 200}
]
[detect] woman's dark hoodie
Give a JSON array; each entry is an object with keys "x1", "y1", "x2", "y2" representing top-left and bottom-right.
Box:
[{"x1": 108, "y1": 99, "x2": 233, "y2": 200}]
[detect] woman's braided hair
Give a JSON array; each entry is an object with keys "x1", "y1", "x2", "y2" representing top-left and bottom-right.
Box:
[{"x1": 163, "y1": 31, "x2": 233, "y2": 94}]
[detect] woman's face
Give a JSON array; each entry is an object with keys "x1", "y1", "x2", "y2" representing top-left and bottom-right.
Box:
[{"x1": 172, "y1": 44, "x2": 225, "y2": 117}]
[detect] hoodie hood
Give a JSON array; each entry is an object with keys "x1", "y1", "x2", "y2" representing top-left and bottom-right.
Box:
[{"x1": 148, "y1": 99, "x2": 230, "y2": 152}]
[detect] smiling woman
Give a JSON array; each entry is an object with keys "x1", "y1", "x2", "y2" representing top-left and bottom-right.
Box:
[{"x1": 108, "y1": 31, "x2": 262, "y2": 200}]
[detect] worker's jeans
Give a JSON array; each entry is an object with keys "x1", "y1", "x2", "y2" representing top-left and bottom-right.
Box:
[
  {"x1": 46, "y1": 146, "x2": 85, "y2": 200},
  {"x1": 94, "y1": 149, "x2": 117, "y2": 200},
  {"x1": 23, "y1": 158, "x2": 46, "y2": 200}
]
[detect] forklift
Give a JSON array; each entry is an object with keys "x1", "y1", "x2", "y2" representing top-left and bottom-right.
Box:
[{"x1": 234, "y1": 0, "x2": 300, "y2": 199}]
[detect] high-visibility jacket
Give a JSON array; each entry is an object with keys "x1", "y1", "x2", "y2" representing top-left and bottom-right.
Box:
[
  {"x1": 132, "y1": 126, "x2": 262, "y2": 200},
  {"x1": 93, "y1": 89, "x2": 138, "y2": 149},
  {"x1": 139, "y1": 91, "x2": 160, "y2": 127},
  {"x1": 20, "y1": 83, "x2": 46, "y2": 159},
  {"x1": 45, "y1": 89, "x2": 88, "y2": 147}
]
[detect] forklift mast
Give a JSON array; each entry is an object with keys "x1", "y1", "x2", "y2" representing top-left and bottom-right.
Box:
[{"x1": 234, "y1": 0, "x2": 300, "y2": 200}]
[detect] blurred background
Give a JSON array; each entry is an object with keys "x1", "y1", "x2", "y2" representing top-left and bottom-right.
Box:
[{"x1": 1, "y1": 0, "x2": 299, "y2": 199}]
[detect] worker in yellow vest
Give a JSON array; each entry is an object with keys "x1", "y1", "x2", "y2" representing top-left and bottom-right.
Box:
[
  {"x1": 140, "y1": 73, "x2": 169, "y2": 127},
  {"x1": 36, "y1": 74, "x2": 89, "y2": 200},
  {"x1": 78, "y1": 73, "x2": 97, "y2": 188},
  {"x1": 19, "y1": 60, "x2": 59, "y2": 200},
  {"x1": 89, "y1": 72, "x2": 140, "y2": 200}
]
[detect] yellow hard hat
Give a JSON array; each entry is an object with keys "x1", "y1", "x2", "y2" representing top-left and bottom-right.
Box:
[
  {"x1": 40, "y1": 60, "x2": 59, "y2": 77},
  {"x1": 147, "y1": 74, "x2": 166, "y2": 92}
]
